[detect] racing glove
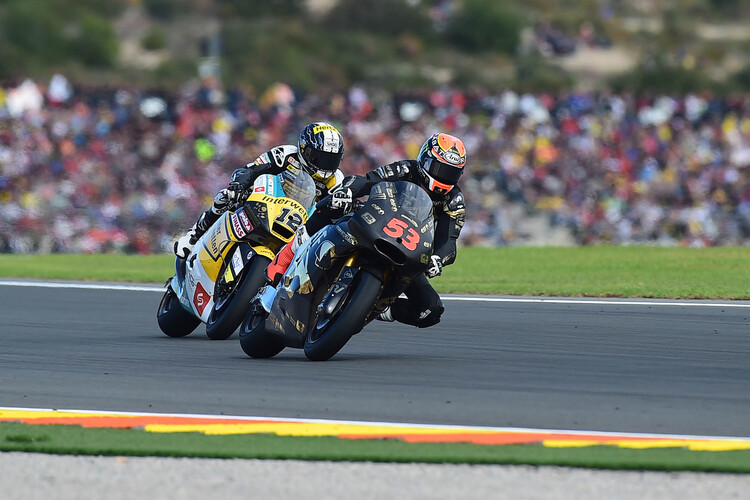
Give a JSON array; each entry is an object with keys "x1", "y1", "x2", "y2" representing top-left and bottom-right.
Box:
[
  {"x1": 228, "y1": 181, "x2": 250, "y2": 204},
  {"x1": 212, "y1": 183, "x2": 247, "y2": 214},
  {"x1": 425, "y1": 254, "x2": 443, "y2": 278},
  {"x1": 330, "y1": 187, "x2": 353, "y2": 213}
]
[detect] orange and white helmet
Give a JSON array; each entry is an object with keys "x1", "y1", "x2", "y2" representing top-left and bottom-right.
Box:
[{"x1": 416, "y1": 133, "x2": 467, "y2": 195}]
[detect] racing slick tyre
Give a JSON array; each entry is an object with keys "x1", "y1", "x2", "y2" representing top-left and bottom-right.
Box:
[
  {"x1": 239, "y1": 311, "x2": 285, "y2": 359},
  {"x1": 157, "y1": 286, "x2": 201, "y2": 338},
  {"x1": 304, "y1": 270, "x2": 382, "y2": 361},
  {"x1": 206, "y1": 255, "x2": 272, "y2": 340}
]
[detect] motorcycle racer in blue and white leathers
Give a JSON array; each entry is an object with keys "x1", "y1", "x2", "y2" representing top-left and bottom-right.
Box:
[{"x1": 174, "y1": 122, "x2": 346, "y2": 258}]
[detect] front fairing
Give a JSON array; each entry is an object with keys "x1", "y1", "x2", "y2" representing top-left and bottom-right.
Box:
[
  {"x1": 170, "y1": 171, "x2": 317, "y2": 325},
  {"x1": 263, "y1": 181, "x2": 437, "y2": 348},
  {"x1": 241, "y1": 171, "x2": 316, "y2": 255},
  {"x1": 170, "y1": 258, "x2": 194, "y2": 315},
  {"x1": 348, "y1": 181, "x2": 435, "y2": 269},
  {"x1": 173, "y1": 211, "x2": 249, "y2": 322},
  {"x1": 266, "y1": 224, "x2": 356, "y2": 348}
]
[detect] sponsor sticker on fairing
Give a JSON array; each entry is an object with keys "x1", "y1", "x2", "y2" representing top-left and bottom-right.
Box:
[
  {"x1": 232, "y1": 247, "x2": 243, "y2": 275},
  {"x1": 230, "y1": 213, "x2": 246, "y2": 238},
  {"x1": 193, "y1": 282, "x2": 209, "y2": 316},
  {"x1": 238, "y1": 210, "x2": 253, "y2": 232},
  {"x1": 335, "y1": 225, "x2": 357, "y2": 245}
]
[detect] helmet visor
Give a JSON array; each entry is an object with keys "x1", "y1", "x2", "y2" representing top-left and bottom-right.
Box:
[
  {"x1": 423, "y1": 157, "x2": 464, "y2": 186},
  {"x1": 301, "y1": 147, "x2": 342, "y2": 177},
  {"x1": 423, "y1": 171, "x2": 454, "y2": 195}
]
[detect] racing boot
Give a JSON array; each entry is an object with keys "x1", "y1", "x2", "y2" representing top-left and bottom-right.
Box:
[
  {"x1": 376, "y1": 307, "x2": 394, "y2": 322},
  {"x1": 254, "y1": 284, "x2": 277, "y2": 315},
  {"x1": 174, "y1": 211, "x2": 215, "y2": 258},
  {"x1": 173, "y1": 187, "x2": 236, "y2": 258},
  {"x1": 174, "y1": 223, "x2": 199, "y2": 259}
]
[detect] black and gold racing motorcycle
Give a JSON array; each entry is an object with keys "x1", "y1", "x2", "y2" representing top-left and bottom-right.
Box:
[{"x1": 239, "y1": 181, "x2": 436, "y2": 361}]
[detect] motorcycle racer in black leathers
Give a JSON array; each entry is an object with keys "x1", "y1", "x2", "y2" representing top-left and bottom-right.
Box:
[
  {"x1": 261, "y1": 132, "x2": 467, "y2": 328},
  {"x1": 174, "y1": 122, "x2": 346, "y2": 258}
]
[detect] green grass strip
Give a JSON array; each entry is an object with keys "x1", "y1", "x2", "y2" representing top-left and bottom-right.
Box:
[
  {"x1": 0, "y1": 253, "x2": 170, "y2": 283},
  {"x1": 2, "y1": 247, "x2": 750, "y2": 298},
  {"x1": 2, "y1": 422, "x2": 750, "y2": 472}
]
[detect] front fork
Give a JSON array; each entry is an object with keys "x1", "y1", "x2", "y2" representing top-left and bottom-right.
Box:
[
  {"x1": 316, "y1": 253, "x2": 387, "y2": 320},
  {"x1": 316, "y1": 254, "x2": 359, "y2": 319}
]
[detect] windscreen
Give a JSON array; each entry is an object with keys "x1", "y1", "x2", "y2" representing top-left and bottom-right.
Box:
[
  {"x1": 378, "y1": 181, "x2": 434, "y2": 224},
  {"x1": 279, "y1": 168, "x2": 317, "y2": 211}
]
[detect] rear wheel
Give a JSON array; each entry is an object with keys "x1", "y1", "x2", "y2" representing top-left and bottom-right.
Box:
[
  {"x1": 239, "y1": 310, "x2": 285, "y2": 358},
  {"x1": 304, "y1": 270, "x2": 382, "y2": 361},
  {"x1": 206, "y1": 255, "x2": 272, "y2": 340},
  {"x1": 157, "y1": 286, "x2": 200, "y2": 337}
]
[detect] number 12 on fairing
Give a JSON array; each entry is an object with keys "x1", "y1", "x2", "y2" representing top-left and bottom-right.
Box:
[
  {"x1": 382, "y1": 217, "x2": 420, "y2": 250},
  {"x1": 274, "y1": 207, "x2": 303, "y2": 232}
]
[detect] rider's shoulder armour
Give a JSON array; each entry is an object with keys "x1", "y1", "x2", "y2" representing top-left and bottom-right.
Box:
[{"x1": 251, "y1": 145, "x2": 298, "y2": 169}]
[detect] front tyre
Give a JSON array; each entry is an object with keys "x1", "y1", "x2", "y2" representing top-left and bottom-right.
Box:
[
  {"x1": 239, "y1": 311, "x2": 285, "y2": 358},
  {"x1": 205, "y1": 255, "x2": 272, "y2": 340},
  {"x1": 304, "y1": 270, "x2": 382, "y2": 361},
  {"x1": 157, "y1": 286, "x2": 201, "y2": 337}
]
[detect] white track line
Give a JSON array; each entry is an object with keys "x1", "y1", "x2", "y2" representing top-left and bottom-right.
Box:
[
  {"x1": 442, "y1": 296, "x2": 750, "y2": 308},
  {"x1": 2, "y1": 406, "x2": 749, "y2": 441},
  {"x1": 0, "y1": 280, "x2": 162, "y2": 292},
  {"x1": 1, "y1": 279, "x2": 749, "y2": 308}
]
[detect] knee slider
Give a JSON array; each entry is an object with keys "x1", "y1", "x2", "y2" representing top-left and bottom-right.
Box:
[{"x1": 415, "y1": 305, "x2": 444, "y2": 328}]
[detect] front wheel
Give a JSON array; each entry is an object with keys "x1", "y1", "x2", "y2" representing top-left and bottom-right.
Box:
[
  {"x1": 304, "y1": 270, "x2": 382, "y2": 361},
  {"x1": 205, "y1": 255, "x2": 272, "y2": 340},
  {"x1": 157, "y1": 286, "x2": 201, "y2": 337},
  {"x1": 239, "y1": 311, "x2": 285, "y2": 359}
]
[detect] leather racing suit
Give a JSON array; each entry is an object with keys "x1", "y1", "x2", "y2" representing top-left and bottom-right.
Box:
[
  {"x1": 303, "y1": 159, "x2": 465, "y2": 328},
  {"x1": 176, "y1": 144, "x2": 344, "y2": 257}
]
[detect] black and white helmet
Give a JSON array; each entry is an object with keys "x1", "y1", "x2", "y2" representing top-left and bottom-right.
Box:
[{"x1": 297, "y1": 122, "x2": 344, "y2": 182}]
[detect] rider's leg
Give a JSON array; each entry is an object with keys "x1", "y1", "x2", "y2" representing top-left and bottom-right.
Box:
[
  {"x1": 264, "y1": 197, "x2": 348, "y2": 282},
  {"x1": 378, "y1": 274, "x2": 444, "y2": 328},
  {"x1": 174, "y1": 188, "x2": 233, "y2": 257},
  {"x1": 266, "y1": 225, "x2": 310, "y2": 285},
  {"x1": 256, "y1": 224, "x2": 313, "y2": 314}
]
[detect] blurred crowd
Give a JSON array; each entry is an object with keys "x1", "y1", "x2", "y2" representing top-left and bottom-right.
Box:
[{"x1": 2, "y1": 74, "x2": 750, "y2": 253}]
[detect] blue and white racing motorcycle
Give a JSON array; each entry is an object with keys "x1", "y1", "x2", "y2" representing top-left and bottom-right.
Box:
[{"x1": 157, "y1": 168, "x2": 316, "y2": 340}]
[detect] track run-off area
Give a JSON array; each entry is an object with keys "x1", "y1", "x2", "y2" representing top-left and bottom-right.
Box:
[{"x1": 2, "y1": 279, "x2": 750, "y2": 449}]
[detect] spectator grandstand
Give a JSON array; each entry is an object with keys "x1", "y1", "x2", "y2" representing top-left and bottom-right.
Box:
[{"x1": 2, "y1": 75, "x2": 750, "y2": 253}]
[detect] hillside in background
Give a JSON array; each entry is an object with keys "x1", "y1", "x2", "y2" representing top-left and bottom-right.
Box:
[
  {"x1": 5, "y1": 2, "x2": 750, "y2": 253},
  {"x1": 1, "y1": 0, "x2": 750, "y2": 94}
]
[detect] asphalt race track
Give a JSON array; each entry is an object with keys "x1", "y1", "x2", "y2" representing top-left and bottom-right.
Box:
[{"x1": 2, "y1": 282, "x2": 750, "y2": 438}]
